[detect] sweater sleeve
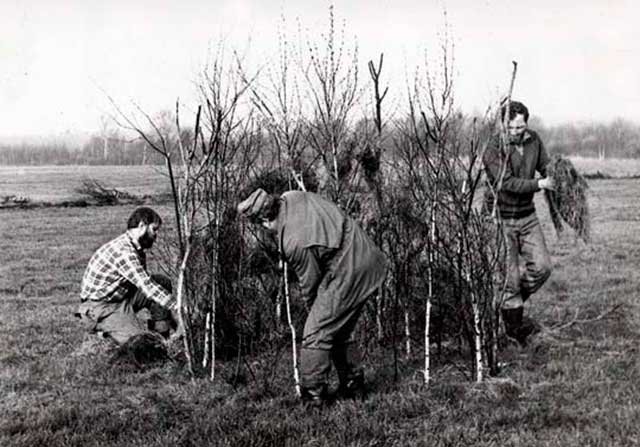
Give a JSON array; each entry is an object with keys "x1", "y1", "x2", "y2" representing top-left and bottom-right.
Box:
[
  {"x1": 536, "y1": 136, "x2": 551, "y2": 177},
  {"x1": 483, "y1": 137, "x2": 540, "y2": 194},
  {"x1": 116, "y1": 249, "x2": 176, "y2": 310}
]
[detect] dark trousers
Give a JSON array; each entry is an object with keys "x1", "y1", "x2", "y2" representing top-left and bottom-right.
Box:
[
  {"x1": 300, "y1": 297, "x2": 369, "y2": 389},
  {"x1": 76, "y1": 274, "x2": 173, "y2": 344},
  {"x1": 501, "y1": 213, "x2": 552, "y2": 309}
]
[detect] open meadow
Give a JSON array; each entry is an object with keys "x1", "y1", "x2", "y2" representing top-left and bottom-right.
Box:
[
  {"x1": 2, "y1": 164, "x2": 640, "y2": 446},
  {"x1": 0, "y1": 165, "x2": 170, "y2": 203}
]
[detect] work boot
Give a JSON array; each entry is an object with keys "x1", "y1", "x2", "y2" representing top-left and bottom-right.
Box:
[
  {"x1": 501, "y1": 307, "x2": 534, "y2": 347},
  {"x1": 300, "y1": 384, "x2": 329, "y2": 408},
  {"x1": 335, "y1": 371, "x2": 366, "y2": 400},
  {"x1": 521, "y1": 315, "x2": 541, "y2": 338}
]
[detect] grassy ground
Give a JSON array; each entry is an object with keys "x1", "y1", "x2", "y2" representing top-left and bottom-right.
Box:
[
  {"x1": 569, "y1": 156, "x2": 640, "y2": 178},
  {"x1": 2, "y1": 175, "x2": 640, "y2": 446},
  {"x1": 0, "y1": 165, "x2": 169, "y2": 203},
  {"x1": 1, "y1": 157, "x2": 639, "y2": 205}
]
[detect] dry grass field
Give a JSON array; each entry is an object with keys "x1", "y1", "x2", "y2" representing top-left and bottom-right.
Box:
[
  {"x1": 1, "y1": 164, "x2": 640, "y2": 446},
  {"x1": 570, "y1": 156, "x2": 640, "y2": 178},
  {"x1": 0, "y1": 165, "x2": 169, "y2": 203},
  {"x1": 1, "y1": 156, "x2": 639, "y2": 204}
]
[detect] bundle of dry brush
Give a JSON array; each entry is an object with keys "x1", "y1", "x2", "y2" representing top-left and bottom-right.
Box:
[
  {"x1": 75, "y1": 177, "x2": 139, "y2": 205},
  {"x1": 544, "y1": 155, "x2": 590, "y2": 243}
]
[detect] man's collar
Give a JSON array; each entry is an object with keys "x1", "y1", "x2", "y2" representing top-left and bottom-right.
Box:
[
  {"x1": 126, "y1": 230, "x2": 143, "y2": 251},
  {"x1": 509, "y1": 129, "x2": 533, "y2": 145}
]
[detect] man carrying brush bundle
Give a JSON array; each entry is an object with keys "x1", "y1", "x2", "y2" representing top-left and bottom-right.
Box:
[
  {"x1": 237, "y1": 188, "x2": 387, "y2": 406},
  {"x1": 483, "y1": 100, "x2": 555, "y2": 347},
  {"x1": 76, "y1": 207, "x2": 180, "y2": 345}
]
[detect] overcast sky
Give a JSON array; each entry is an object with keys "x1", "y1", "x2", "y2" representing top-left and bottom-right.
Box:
[{"x1": 2, "y1": 0, "x2": 639, "y2": 138}]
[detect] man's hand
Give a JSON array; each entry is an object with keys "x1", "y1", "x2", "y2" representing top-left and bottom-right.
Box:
[
  {"x1": 170, "y1": 307, "x2": 184, "y2": 333},
  {"x1": 169, "y1": 324, "x2": 185, "y2": 343},
  {"x1": 538, "y1": 177, "x2": 555, "y2": 190}
]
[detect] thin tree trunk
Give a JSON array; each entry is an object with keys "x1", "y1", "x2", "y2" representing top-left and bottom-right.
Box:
[
  {"x1": 210, "y1": 279, "x2": 217, "y2": 381},
  {"x1": 176, "y1": 243, "x2": 195, "y2": 377},
  {"x1": 283, "y1": 262, "x2": 301, "y2": 396},
  {"x1": 203, "y1": 311, "x2": 211, "y2": 369},
  {"x1": 424, "y1": 202, "x2": 437, "y2": 385},
  {"x1": 165, "y1": 155, "x2": 184, "y2": 256},
  {"x1": 470, "y1": 289, "x2": 483, "y2": 383},
  {"x1": 404, "y1": 305, "x2": 411, "y2": 358},
  {"x1": 275, "y1": 260, "x2": 283, "y2": 329},
  {"x1": 424, "y1": 288, "x2": 432, "y2": 385},
  {"x1": 376, "y1": 293, "x2": 384, "y2": 342},
  {"x1": 209, "y1": 251, "x2": 218, "y2": 382},
  {"x1": 462, "y1": 224, "x2": 483, "y2": 383}
]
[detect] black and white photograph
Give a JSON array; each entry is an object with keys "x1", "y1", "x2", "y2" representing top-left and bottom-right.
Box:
[{"x1": 1, "y1": 0, "x2": 639, "y2": 445}]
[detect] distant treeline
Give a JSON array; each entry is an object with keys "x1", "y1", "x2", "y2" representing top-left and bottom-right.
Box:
[
  {"x1": 0, "y1": 136, "x2": 167, "y2": 166},
  {"x1": 1, "y1": 117, "x2": 639, "y2": 165},
  {"x1": 536, "y1": 117, "x2": 640, "y2": 159}
]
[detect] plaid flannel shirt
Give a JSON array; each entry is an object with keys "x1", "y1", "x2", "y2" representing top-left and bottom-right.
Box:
[{"x1": 80, "y1": 232, "x2": 176, "y2": 310}]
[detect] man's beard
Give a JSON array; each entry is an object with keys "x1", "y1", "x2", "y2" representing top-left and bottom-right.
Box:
[{"x1": 139, "y1": 231, "x2": 156, "y2": 249}]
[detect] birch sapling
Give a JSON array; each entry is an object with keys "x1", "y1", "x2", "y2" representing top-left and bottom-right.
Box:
[{"x1": 283, "y1": 259, "x2": 301, "y2": 396}]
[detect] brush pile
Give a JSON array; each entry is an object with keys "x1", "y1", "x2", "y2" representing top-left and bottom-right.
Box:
[
  {"x1": 75, "y1": 177, "x2": 140, "y2": 205},
  {"x1": 544, "y1": 155, "x2": 591, "y2": 243}
]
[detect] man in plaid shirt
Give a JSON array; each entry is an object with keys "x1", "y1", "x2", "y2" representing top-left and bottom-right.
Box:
[{"x1": 76, "y1": 207, "x2": 178, "y2": 344}]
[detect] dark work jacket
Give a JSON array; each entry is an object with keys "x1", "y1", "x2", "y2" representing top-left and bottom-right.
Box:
[
  {"x1": 274, "y1": 191, "x2": 387, "y2": 309},
  {"x1": 483, "y1": 129, "x2": 550, "y2": 219}
]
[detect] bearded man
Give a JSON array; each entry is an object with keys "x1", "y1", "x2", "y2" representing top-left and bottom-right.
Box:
[{"x1": 76, "y1": 207, "x2": 178, "y2": 344}]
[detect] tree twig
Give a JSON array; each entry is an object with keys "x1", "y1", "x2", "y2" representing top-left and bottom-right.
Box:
[{"x1": 549, "y1": 304, "x2": 624, "y2": 332}]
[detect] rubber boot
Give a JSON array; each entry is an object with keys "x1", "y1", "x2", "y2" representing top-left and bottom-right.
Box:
[
  {"x1": 335, "y1": 370, "x2": 366, "y2": 400},
  {"x1": 501, "y1": 307, "x2": 530, "y2": 346},
  {"x1": 331, "y1": 343, "x2": 366, "y2": 400}
]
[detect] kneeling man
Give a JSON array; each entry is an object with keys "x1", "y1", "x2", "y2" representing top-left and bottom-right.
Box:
[{"x1": 76, "y1": 207, "x2": 178, "y2": 344}]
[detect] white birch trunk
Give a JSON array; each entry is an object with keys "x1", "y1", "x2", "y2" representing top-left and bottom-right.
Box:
[
  {"x1": 463, "y1": 232, "x2": 483, "y2": 382},
  {"x1": 275, "y1": 260, "x2": 283, "y2": 328},
  {"x1": 210, "y1": 284, "x2": 216, "y2": 381},
  {"x1": 424, "y1": 197, "x2": 438, "y2": 385},
  {"x1": 470, "y1": 290, "x2": 483, "y2": 383},
  {"x1": 424, "y1": 294, "x2": 432, "y2": 385},
  {"x1": 283, "y1": 262, "x2": 301, "y2": 396},
  {"x1": 464, "y1": 179, "x2": 484, "y2": 382},
  {"x1": 425, "y1": 233, "x2": 435, "y2": 385},
  {"x1": 209, "y1": 206, "x2": 221, "y2": 382},
  {"x1": 404, "y1": 307, "x2": 411, "y2": 358},
  {"x1": 376, "y1": 293, "x2": 384, "y2": 342},
  {"x1": 176, "y1": 242, "x2": 195, "y2": 377},
  {"x1": 203, "y1": 311, "x2": 211, "y2": 369}
]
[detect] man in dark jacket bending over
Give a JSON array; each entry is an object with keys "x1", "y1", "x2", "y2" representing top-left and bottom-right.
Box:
[
  {"x1": 483, "y1": 100, "x2": 555, "y2": 346},
  {"x1": 238, "y1": 189, "x2": 387, "y2": 405}
]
